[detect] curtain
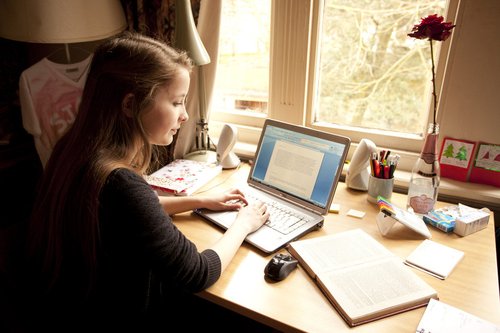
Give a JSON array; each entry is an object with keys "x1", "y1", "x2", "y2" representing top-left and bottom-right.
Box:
[
  {"x1": 120, "y1": 0, "x2": 221, "y2": 165},
  {"x1": 121, "y1": 0, "x2": 176, "y2": 41}
]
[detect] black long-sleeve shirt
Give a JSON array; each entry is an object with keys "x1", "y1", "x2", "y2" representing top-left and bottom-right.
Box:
[
  {"x1": 22, "y1": 168, "x2": 221, "y2": 331},
  {"x1": 96, "y1": 168, "x2": 221, "y2": 312}
]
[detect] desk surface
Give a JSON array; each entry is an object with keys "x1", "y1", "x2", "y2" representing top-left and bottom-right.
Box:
[{"x1": 172, "y1": 163, "x2": 500, "y2": 332}]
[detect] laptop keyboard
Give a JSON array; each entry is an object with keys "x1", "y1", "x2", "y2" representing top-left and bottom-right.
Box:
[{"x1": 245, "y1": 192, "x2": 311, "y2": 235}]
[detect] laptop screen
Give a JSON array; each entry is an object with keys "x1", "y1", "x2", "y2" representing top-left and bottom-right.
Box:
[{"x1": 249, "y1": 119, "x2": 350, "y2": 211}]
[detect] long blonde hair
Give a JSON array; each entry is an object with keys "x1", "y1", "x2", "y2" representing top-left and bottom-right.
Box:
[{"x1": 26, "y1": 32, "x2": 192, "y2": 293}]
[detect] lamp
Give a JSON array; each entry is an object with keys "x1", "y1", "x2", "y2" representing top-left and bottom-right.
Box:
[
  {"x1": 0, "y1": 0, "x2": 127, "y2": 61},
  {"x1": 174, "y1": 0, "x2": 210, "y2": 66},
  {"x1": 174, "y1": 0, "x2": 216, "y2": 164}
]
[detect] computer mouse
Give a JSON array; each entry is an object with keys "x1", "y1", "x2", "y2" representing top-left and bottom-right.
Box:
[{"x1": 264, "y1": 253, "x2": 298, "y2": 281}]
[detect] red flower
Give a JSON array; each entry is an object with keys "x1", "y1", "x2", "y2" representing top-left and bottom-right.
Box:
[
  {"x1": 408, "y1": 14, "x2": 456, "y2": 128},
  {"x1": 408, "y1": 14, "x2": 455, "y2": 41}
]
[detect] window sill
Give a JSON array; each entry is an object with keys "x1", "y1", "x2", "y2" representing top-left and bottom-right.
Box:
[
  {"x1": 233, "y1": 141, "x2": 500, "y2": 212},
  {"x1": 392, "y1": 169, "x2": 500, "y2": 212}
]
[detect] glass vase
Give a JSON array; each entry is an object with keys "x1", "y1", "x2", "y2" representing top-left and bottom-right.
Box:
[{"x1": 406, "y1": 123, "x2": 440, "y2": 215}]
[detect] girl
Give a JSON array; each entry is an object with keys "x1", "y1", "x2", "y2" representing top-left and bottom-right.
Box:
[{"x1": 22, "y1": 32, "x2": 269, "y2": 331}]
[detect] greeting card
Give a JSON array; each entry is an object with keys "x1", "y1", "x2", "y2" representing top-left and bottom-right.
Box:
[
  {"x1": 469, "y1": 142, "x2": 500, "y2": 188},
  {"x1": 439, "y1": 137, "x2": 476, "y2": 182}
]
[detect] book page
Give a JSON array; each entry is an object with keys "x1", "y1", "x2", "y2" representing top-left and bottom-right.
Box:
[
  {"x1": 317, "y1": 257, "x2": 437, "y2": 322},
  {"x1": 289, "y1": 229, "x2": 394, "y2": 274}
]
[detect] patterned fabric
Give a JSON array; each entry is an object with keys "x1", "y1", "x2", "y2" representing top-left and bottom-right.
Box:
[
  {"x1": 121, "y1": 0, "x2": 201, "y2": 41},
  {"x1": 122, "y1": 0, "x2": 173, "y2": 41}
]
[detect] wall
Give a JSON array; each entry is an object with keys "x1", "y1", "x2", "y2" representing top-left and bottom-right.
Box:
[{"x1": 439, "y1": 0, "x2": 500, "y2": 144}]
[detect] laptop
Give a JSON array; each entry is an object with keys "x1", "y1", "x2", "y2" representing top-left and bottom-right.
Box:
[{"x1": 194, "y1": 119, "x2": 351, "y2": 253}]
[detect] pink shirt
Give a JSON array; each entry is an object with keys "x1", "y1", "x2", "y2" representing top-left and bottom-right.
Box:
[{"x1": 19, "y1": 56, "x2": 92, "y2": 167}]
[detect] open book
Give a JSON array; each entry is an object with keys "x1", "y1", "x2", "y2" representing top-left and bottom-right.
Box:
[{"x1": 287, "y1": 229, "x2": 438, "y2": 327}]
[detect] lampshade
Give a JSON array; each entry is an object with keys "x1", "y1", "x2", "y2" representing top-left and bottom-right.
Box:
[
  {"x1": 174, "y1": 0, "x2": 210, "y2": 66},
  {"x1": 0, "y1": 0, "x2": 127, "y2": 43}
]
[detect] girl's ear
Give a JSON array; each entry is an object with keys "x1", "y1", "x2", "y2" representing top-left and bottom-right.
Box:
[{"x1": 121, "y1": 93, "x2": 135, "y2": 118}]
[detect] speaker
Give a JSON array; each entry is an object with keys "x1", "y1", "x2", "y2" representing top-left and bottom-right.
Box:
[
  {"x1": 345, "y1": 138, "x2": 377, "y2": 191},
  {"x1": 216, "y1": 124, "x2": 241, "y2": 169}
]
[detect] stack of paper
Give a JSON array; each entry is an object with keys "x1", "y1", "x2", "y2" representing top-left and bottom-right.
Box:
[
  {"x1": 417, "y1": 299, "x2": 500, "y2": 333},
  {"x1": 405, "y1": 239, "x2": 464, "y2": 280}
]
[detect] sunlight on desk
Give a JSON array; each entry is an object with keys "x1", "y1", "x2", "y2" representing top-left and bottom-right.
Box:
[{"x1": 173, "y1": 162, "x2": 499, "y2": 333}]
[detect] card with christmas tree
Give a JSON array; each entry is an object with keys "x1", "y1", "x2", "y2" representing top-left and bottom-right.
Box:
[{"x1": 439, "y1": 137, "x2": 476, "y2": 182}]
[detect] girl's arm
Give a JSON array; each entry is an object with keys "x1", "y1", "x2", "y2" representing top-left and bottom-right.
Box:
[
  {"x1": 158, "y1": 188, "x2": 249, "y2": 215},
  {"x1": 159, "y1": 187, "x2": 269, "y2": 273}
]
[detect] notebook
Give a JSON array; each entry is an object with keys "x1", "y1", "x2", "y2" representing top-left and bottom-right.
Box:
[{"x1": 194, "y1": 119, "x2": 351, "y2": 253}]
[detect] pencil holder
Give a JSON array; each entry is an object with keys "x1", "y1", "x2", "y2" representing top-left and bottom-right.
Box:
[{"x1": 367, "y1": 175, "x2": 394, "y2": 204}]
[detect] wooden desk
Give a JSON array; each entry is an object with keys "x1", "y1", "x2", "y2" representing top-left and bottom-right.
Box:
[{"x1": 173, "y1": 163, "x2": 500, "y2": 332}]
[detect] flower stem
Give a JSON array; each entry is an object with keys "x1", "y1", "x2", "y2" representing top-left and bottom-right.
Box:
[{"x1": 429, "y1": 39, "x2": 437, "y2": 128}]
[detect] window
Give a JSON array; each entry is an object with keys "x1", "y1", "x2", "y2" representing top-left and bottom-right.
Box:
[
  {"x1": 316, "y1": 1, "x2": 447, "y2": 136},
  {"x1": 212, "y1": 0, "x2": 270, "y2": 119},
  {"x1": 211, "y1": 0, "x2": 457, "y2": 170}
]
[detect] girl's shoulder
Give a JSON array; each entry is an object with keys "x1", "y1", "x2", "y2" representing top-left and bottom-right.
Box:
[
  {"x1": 103, "y1": 167, "x2": 154, "y2": 200},
  {"x1": 106, "y1": 167, "x2": 147, "y2": 185}
]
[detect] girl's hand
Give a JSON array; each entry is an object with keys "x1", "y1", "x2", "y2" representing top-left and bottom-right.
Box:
[
  {"x1": 233, "y1": 201, "x2": 269, "y2": 234},
  {"x1": 200, "y1": 188, "x2": 249, "y2": 211}
]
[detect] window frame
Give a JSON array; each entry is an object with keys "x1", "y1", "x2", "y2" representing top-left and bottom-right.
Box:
[{"x1": 210, "y1": 0, "x2": 460, "y2": 172}]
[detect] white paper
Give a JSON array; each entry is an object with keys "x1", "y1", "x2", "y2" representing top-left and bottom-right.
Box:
[
  {"x1": 416, "y1": 298, "x2": 500, "y2": 333},
  {"x1": 405, "y1": 240, "x2": 464, "y2": 279}
]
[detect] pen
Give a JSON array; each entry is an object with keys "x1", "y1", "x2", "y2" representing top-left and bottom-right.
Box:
[
  {"x1": 371, "y1": 150, "x2": 400, "y2": 179},
  {"x1": 374, "y1": 160, "x2": 381, "y2": 178}
]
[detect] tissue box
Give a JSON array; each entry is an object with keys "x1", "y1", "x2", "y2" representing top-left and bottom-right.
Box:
[
  {"x1": 454, "y1": 209, "x2": 490, "y2": 237},
  {"x1": 428, "y1": 204, "x2": 491, "y2": 237}
]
